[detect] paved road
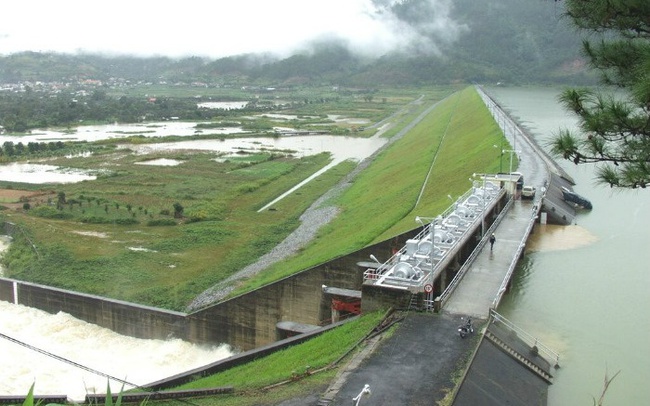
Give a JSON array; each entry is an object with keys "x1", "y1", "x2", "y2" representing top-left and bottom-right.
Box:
[
  {"x1": 325, "y1": 312, "x2": 478, "y2": 406},
  {"x1": 478, "y1": 87, "x2": 550, "y2": 190}
]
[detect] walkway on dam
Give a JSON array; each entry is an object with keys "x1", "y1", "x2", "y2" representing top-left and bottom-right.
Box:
[
  {"x1": 439, "y1": 86, "x2": 553, "y2": 320},
  {"x1": 442, "y1": 198, "x2": 537, "y2": 319}
]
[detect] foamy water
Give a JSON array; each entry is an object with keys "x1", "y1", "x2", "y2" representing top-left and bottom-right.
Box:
[{"x1": 0, "y1": 301, "x2": 233, "y2": 401}]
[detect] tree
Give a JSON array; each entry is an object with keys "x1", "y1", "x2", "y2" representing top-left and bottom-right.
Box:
[
  {"x1": 173, "y1": 202, "x2": 184, "y2": 218},
  {"x1": 57, "y1": 191, "x2": 66, "y2": 206},
  {"x1": 2, "y1": 141, "x2": 15, "y2": 156},
  {"x1": 550, "y1": 0, "x2": 650, "y2": 188}
]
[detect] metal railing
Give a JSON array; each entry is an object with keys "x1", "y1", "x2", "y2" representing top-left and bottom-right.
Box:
[
  {"x1": 489, "y1": 201, "x2": 541, "y2": 310},
  {"x1": 363, "y1": 187, "x2": 501, "y2": 285},
  {"x1": 489, "y1": 309, "x2": 560, "y2": 368},
  {"x1": 435, "y1": 196, "x2": 513, "y2": 310}
]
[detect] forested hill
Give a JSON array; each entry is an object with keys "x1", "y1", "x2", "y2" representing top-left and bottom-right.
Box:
[{"x1": 0, "y1": 0, "x2": 590, "y2": 86}]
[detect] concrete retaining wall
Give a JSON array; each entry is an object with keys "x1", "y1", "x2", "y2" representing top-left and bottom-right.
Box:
[
  {"x1": 0, "y1": 279, "x2": 188, "y2": 340},
  {"x1": 146, "y1": 317, "x2": 357, "y2": 390},
  {"x1": 0, "y1": 231, "x2": 411, "y2": 351},
  {"x1": 185, "y1": 237, "x2": 409, "y2": 350}
]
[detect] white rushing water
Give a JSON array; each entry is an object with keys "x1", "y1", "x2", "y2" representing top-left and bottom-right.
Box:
[{"x1": 0, "y1": 301, "x2": 233, "y2": 401}]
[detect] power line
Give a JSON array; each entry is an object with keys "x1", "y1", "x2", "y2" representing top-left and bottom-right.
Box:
[
  {"x1": 0, "y1": 330, "x2": 143, "y2": 389},
  {"x1": 0, "y1": 330, "x2": 199, "y2": 405}
]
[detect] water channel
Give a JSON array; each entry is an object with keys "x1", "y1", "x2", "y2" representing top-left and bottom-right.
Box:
[{"x1": 487, "y1": 86, "x2": 650, "y2": 405}]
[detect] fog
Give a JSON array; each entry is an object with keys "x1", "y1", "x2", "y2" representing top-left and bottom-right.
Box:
[{"x1": 1, "y1": 0, "x2": 466, "y2": 59}]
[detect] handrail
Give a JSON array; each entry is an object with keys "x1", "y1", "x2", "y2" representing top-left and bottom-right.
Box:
[
  {"x1": 435, "y1": 196, "x2": 513, "y2": 308},
  {"x1": 489, "y1": 201, "x2": 540, "y2": 310},
  {"x1": 489, "y1": 309, "x2": 560, "y2": 368},
  {"x1": 363, "y1": 187, "x2": 499, "y2": 283}
]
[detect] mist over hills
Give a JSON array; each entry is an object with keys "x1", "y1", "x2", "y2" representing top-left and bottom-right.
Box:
[{"x1": 0, "y1": 0, "x2": 590, "y2": 86}]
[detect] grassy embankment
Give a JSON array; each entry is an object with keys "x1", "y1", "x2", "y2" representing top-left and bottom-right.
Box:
[
  {"x1": 167, "y1": 310, "x2": 389, "y2": 406},
  {"x1": 0, "y1": 86, "x2": 457, "y2": 310},
  {"x1": 228, "y1": 85, "x2": 510, "y2": 295}
]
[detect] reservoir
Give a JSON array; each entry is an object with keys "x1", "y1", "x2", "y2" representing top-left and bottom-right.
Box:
[{"x1": 488, "y1": 86, "x2": 650, "y2": 405}]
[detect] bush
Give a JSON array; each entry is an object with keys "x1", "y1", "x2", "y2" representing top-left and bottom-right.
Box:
[
  {"x1": 80, "y1": 216, "x2": 139, "y2": 225},
  {"x1": 237, "y1": 182, "x2": 260, "y2": 193},
  {"x1": 146, "y1": 219, "x2": 177, "y2": 226},
  {"x1": 31, "y1": 206, "x2": 73, "y2": 219},
  {"x1": 114, "y1": 218, "x2": 139, "y2": 225},
  {"x1": 80, "y1": 216, "x2": 112, "y2": 224},
  {"x1": 184, "y1": 201, "x2": 226, "y2": 223}
]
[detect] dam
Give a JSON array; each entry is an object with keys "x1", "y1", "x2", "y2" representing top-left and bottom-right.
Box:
[{"x1": 0, "y1": 85, "x2": 577, "y2": 403}]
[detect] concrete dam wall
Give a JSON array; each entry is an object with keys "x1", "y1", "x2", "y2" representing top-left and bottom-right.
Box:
[
  {"x1": 0, "y1": 279, "x2": 189, "y2": 340},
  {"x1": 0, "y1": 234, "x2": 407, "y2": 352}
]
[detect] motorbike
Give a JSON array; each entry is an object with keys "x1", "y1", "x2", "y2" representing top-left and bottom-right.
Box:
[{"x1": 457, "y1": 317, "x2": 474, "y2": 338}]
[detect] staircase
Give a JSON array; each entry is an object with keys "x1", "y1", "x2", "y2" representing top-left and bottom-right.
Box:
[
  {"x1": 484, "y1": 330, "x2": 554, "y2": 384},
  {"x1": 408, "y1": 293, "x2": 420, "y2": 310}
]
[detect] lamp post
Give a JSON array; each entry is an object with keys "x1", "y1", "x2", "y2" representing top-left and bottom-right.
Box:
[
  {"x1": 353, "y1": 384, "x2": 371, "y2": 405},
  {"x1": 493, "y1": 144, "x2": 502, "y2": 173},
  {"x1": 502, "y1": 149, "x2": 520, "y2": 174}
]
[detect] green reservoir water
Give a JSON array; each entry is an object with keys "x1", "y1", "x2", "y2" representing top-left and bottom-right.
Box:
[{"x1": 488, "y1": 87, "x2": 650, "y2": 405}]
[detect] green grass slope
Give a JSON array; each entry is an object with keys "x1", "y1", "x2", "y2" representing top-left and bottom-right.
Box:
[{"x1": 231, "y1": 86, "x2": 509, "y2": 294}]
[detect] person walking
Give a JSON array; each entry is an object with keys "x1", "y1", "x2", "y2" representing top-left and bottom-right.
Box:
[{"x1": 489, "y1": 233, "x2": 496, "y2": 251}]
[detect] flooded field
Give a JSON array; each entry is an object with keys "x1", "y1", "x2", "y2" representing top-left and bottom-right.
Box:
[
  {"x1": 0, "y1": 162, "x2": 98, "y2": 184},
  {"x1": 0, "y1": 121, "x2": 248, "y2": 144},
  {"x1": 1, "y1": 131, "x2": 386, "y2": 185}
]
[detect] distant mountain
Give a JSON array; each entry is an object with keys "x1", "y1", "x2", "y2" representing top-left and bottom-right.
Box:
[{"x1": 0, "y1": 0, "x2": 591, "y2": 86}]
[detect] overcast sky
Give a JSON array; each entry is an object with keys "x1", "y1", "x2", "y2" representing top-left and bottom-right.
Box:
[{"x1": 0, "y1": 0, "x2": 465, "y2": 59}]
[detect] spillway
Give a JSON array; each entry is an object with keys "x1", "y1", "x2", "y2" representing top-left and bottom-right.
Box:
[{"x1": 0, "y1": 301, "x2": 233, "y2": 401}]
